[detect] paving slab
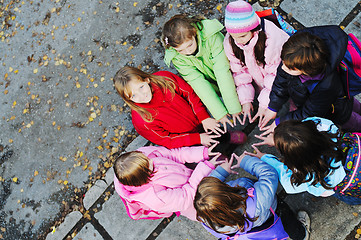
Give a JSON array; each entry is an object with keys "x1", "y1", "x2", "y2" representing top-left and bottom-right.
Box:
[
  {"x1": 45, "y1": 211, "x2": 82, "y2": 240},
  {"x1": 94, "y1": 194, "x2": 162, "y2": 239},
  {"x1": 345, "y1": 14, "x2": 361, "y2": 39},
  {"x1": 73, "y1": 223, "x2": 100, "y2": 240},
  {"x1": 83, "y1": 179, "x2": 108, "y2": 210},
  {"x1": 281, "y1": 0, "x2": 359, "y2": 27},
  {"x1": 157, "y1": 216, "x2": 217, "y2": 240}
]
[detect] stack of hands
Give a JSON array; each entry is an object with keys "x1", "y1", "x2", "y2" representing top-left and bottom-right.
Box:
[{"x1": 200, "y1": 106, "x2": 278, "y2": 148}]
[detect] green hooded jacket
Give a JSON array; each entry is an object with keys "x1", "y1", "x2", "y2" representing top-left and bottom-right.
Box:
[{"x1": 164, "y1": 19, "x2": 242, "y2": 120}]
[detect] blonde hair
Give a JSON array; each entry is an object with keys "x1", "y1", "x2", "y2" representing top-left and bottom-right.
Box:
[
  {"x1": 113, "y1": 151, "x2": 153, "y2": 186},
  {"x1": 113, "y1": 66, "x2": 176, "y2": 122}
]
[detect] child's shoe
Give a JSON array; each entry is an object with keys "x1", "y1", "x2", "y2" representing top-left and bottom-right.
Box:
[
  {"x1": 297, "y1": 211, "x2": 310, "y2": 240},
  {"x1": 229, "y1": 131, "x2": 247, "y2": 145}
]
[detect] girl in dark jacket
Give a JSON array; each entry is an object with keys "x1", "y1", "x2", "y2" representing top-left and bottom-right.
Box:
[{"x1": 259, "y1": 25, "x2": 361, "y2": 135}]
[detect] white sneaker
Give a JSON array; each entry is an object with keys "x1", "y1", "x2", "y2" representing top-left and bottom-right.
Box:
[{"x1": 297, "y1": 211, "x2": 310, "y2": 240}]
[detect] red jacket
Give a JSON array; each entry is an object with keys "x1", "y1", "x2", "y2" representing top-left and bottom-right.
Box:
[{"x1": 132, "y1": 71, "x2": 210, "y2": 148}]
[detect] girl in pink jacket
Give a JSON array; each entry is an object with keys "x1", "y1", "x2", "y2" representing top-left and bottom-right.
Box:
[
  {"x1": 223, "y1": 0, "x2": 289, "y2": 124},
  {"x1": 113, "y1": 145, "x2": 222, "y2": 221}
]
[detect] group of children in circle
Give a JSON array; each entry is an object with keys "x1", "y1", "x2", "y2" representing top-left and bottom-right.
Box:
[{"x1": 111, "y1": 1, "x2": 361, "y2": 239}]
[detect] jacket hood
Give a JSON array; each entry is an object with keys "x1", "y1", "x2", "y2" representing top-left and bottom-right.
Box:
[
  {"x1": 299, "y1": 25, "x2": 348, "y2": 72},
  {"x1": 164, "y1": 19, "x2": 224, "y2": 66}
]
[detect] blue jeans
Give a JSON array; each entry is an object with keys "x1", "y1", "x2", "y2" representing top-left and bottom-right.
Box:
[{"x1": 333, "y1": 191, "x2": 361, "y2": 205}]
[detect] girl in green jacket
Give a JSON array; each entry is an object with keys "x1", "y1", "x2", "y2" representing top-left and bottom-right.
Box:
[{"x1": 162, "y1": 14, "x2": 242, "y2": 132}]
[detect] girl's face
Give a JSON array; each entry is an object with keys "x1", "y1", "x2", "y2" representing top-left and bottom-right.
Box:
[
  {"x1": 174, "y1": 36, "x2": 197, "y2": 55},
  {"x1": 230, "y1": 31, "x2": 253, "y2": 45},
  {"x1": 127, "y1": 77, "x2": 152, "y2": 103},
  {"x1": 281, "y1": 62, "x2": 304, "y2": 76}
]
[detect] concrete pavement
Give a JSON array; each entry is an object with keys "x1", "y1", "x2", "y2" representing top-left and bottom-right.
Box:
[{"x1": 1, "y1": 0, "x2": 361, "y2": 239}]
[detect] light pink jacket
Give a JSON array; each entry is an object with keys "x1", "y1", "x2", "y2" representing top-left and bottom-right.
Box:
[
  {"x1": 224, "y1": 19, "x2": 289, "y2": 109},
  {"x1": 114, "y1": 146, "x2": 214, "y2": 221}
]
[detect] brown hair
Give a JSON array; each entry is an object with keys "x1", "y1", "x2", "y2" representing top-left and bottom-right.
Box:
[
  {"x1": 273, "y1": 119, "x2": 343, "y2": 189},
  {"x1": 113, "y1": 151, "x2": 153, "y2": 186},
  {"x1": 113, "y1": 66, "x2": 175, "y2": 122},
  {"x1": 162, "y1": 14, "x2": 205, "y2": 49},
  {"x1": 281, "y1": 32, "x2": 329, "y2": 76},
  {"x1": 229, "y1": 26, "x2": 267, "y2": 67},
  {"x1": 194, "y1": 177, "x2": 257, "y2": 233}
]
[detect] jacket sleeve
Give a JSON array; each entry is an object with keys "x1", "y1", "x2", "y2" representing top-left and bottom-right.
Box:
[
  {"x1": 258, "y1": 22, "x2": 289, "y2": 109},
  {"x1": 223, "y1": 34, "x2": 254, "y2": 105},
  {"x1": 153, "y1": 161, "x2": 213, "y2": 215},
  {"x1": 209, "y1": 32, "x2": 243, "y2": 115},
  {"x1": 132, "y1": 112, "x2": 201, "y2": 148},
  {"x1": 147, "y1": 145, "x2": 208, "y2": 164},
  {"x1": 239, "y1": 155, "x2": 279, "y2": 216},
  {"x1": 268, "y1": 65, "x2": 292, "y2": 112},
  {"x1": 167, "y1": 71, "x2": 210, "y2": 122},
  {"x1": 209, "y1": 165, "x2": 230, "y2": 182},
  {"x1": 279, "y1": 73, "x2": 340, "y2": 123},
  {"x1": 172, "y1": 57, "x2": 229, "y2": 120}
]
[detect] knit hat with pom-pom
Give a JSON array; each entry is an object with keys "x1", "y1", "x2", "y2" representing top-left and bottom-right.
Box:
[{"x1": 224, "y1": 0, "x2": 260, "y2": 33}]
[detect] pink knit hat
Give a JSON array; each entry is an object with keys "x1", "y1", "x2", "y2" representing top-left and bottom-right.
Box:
[{"x1": 224, "y1": 0, "x2": 260, "y2": 33}]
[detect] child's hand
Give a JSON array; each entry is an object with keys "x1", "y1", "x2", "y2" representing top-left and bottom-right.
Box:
[
  {"x1": 230, "y1": 152, "x2": 246, "y2": 170},
  {"x1": 218, "y1": 114, "x2": 234, "y2": 132},
  {"x1": 244, "y1": 145, "x2": 266, "y2": 159},
  {"x1": 251, "y1": 107, "x2": 266, "y2": 123},
  {"x1": 208, "y1": 153, "x2": 225, "y2": 167},
  {"x1": 200, "y1": 133, "x2": 219, "y2": 147},
  {"x1": 241, "y1": 103, "x2": 253, "y2": 125},
  {"x1": 259, "y1": 108, "x2": 277, "y2": 129},
  {"x1": 231, "y1": 112, "x2": 243, "y2": 126},
  {"x1": 207, "y1": 142, "x2": 220, "y2": 156},
  {"x1": 218, "y1": 156, "x2": 238, "y2": 175},
  {"x1": 254, "y1": 132, "x2": 275, "y2": 147},
  {"x1": 202, "y1": 118, "x2": 225, "y2": 135},
  {"x1": 260, "y1": 121, "x2": 276, "y2": 137}
]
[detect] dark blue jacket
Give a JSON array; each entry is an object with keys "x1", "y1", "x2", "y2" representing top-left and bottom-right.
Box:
[{"x1": 269, "y1": 25, "x2": 353, "y2": 124}]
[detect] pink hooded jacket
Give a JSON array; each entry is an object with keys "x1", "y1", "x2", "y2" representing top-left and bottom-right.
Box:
[
  {"x1": 224, "y1": 19, "x2": 289, "y2": 109},
  {"x1": 114, "y1": 146, "x2": 214, "y2": 221}
]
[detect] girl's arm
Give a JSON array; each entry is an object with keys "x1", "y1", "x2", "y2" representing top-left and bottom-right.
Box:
[
  {"x1": 143, "y1": 145, "x2": 208, "y2": 164},
  {"x1": 132, "y1": 112, "x2": 201, "y2": 148},
  {"x1": 268, "y1": 65, "x2": 292, "y2": 113},
  {"x1": 172, "y1": 60, "x2": 228, "y2": 120},
  {"x1": 239, "y1": 155, "x2": 279, "y2": 209},
  {"x1": 208, "y1": 32, "x2": 242, "y2": 116},
  {"x1": 278, "y1": 75, "x2": 340, "y2": 122},
  {"x1": 223, "y1": 34, "x2": 255, "y2": 106},
  {"x1": 159, "y1": 71, "x2": 210, "y2": 122},
  {"x1": 151, "y1": 161, "x2": 214, "y2": 216},
  {"x1": 258, "y1": 20, "x2": 290, "y2": 109}
]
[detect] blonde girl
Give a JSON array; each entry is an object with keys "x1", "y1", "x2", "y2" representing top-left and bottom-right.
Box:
[{"x1": 113, "y1": 66, "x2": 221, "y2": 149}]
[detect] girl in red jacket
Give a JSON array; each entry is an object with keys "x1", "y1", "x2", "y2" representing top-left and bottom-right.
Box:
[{"x1": 113, "y1": 66, "x2": 247, "y2": 150}]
